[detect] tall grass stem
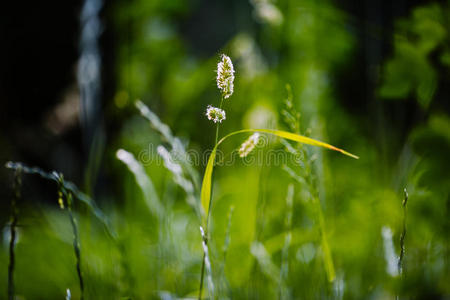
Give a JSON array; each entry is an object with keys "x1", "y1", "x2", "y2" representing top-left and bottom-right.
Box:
[
  {"x1": 398, "y1": 188, "x2": 408, "y2": 275},
  {"x1": 66, "y1": 191, "x2": 84, "y2": 300},
  {"x1": 8, "y1": 167, "x2": 22, "y2": 300},
  {"x1": 280, "y1": 184, "x2": 294, "y2": 298},
  {"x1": 200, "y1": 96, "x2": 224, "y2": 300}
]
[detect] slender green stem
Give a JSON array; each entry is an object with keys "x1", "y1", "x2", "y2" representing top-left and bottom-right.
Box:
[
  {"x1": 280, "y1": 184, "x2": 294, "y2": 299},
  {"x1": 200, "y1": 96, "x2": 224, "y2": 300},
  {"x1": 307, "y1": 161, "x2": 335, "y2": 282},
  {"x1": 396, "y1": 189, "x2": 408, "y2": 300},
  {"x1": 8, "y1": 167, "x2": 21, "y2": 300},
  {"x1": 398, "y1": 188, "x2": 408, "y2": 275},
  {"x1": 214, "y1": 123, "x2": 220, "y2": 147},
  {"x1": 214, "y1": 97, "x2": 224, "y2": 146}
]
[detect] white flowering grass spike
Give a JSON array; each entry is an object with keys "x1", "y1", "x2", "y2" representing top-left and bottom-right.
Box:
[
  {"x1": 239, "y1": 133, "x2": 260, "y2": 157},
  {"x1": 216, "y1": 54, "x2": 235, "y2": 99},
  {"x1": 206, "y1": 105, "x2": 226, "y2": 123}
]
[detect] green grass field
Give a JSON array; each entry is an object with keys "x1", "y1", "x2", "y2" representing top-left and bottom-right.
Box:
[{"x1": 1, "y1": 0, "x2": 449, "y2": 299}]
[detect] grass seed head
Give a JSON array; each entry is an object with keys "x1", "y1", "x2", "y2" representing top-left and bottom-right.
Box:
[
  {"x1": 239, "y1": 133, "x2": 260, "y2": 157},
  {"x1": 216, "y1": 54, "x2": 235, "y2": 99},
  {"x1": 206, "y1": 105, "x2": 226, "y2": 123}
]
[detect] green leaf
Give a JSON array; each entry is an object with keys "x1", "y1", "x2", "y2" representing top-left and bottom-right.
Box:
[
  {"x1": 200, "y1": 129, "x2": 358, "y2": 224},
  {"x1": 200, "y1": 148, "x2": 217, "y2": 223},
  {"x1": 254, "y1": 129, "x2": 359, "y2": 159}
]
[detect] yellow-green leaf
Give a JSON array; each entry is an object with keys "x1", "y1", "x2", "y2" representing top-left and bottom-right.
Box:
[
  {"x1": 254, "y1": 129, "x2": 359, "y2": 159},
  {"x1": 200, "y1": 129, "x2": 358, "y2": 225},
  {"x1": 200, "y1": 148, "x2": 216, "y2": 224}
]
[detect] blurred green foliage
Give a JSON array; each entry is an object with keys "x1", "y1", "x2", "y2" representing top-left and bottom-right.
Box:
[
  {"x1": 379, "y1": 3, "x2": 449, "y2": 109},
  {"x1": 1, "y1": 0, "x2": 449, "y2": 299}
]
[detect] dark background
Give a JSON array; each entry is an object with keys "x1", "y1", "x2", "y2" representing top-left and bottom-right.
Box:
[{"x1": 0, "y1": 0, "x2": 446, "y2": 215}]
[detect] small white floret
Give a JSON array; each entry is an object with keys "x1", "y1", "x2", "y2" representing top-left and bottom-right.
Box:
[{"x1": 206, "y1": 105, "x2": 226, "y2": 123}]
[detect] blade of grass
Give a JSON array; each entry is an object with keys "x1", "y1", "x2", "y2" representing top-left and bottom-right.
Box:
[
  {"x1": 283, "y1": 162, "x2": 336, "y2": 282},
  {"x1": 201, "y1": 149, "x2": 217, "y2": 223},
  {"x1": 200, "y1": 129, "x2": 358, "y2": 225},
  {"x1": 116, "y1": 149, "x2": 163, "y2": 218},
  {"x1": 280, "y1": 184, "x2": 294, "y2": 299},
  {"x1": 5, "y1": 162, "x2": 117, "y2": 240},
  {"x1": 314, "y1": 195, "x2": 336, "y2": 282},
  {"x1": 136, "y1": 100, "x2": 200, "y2": 191}
]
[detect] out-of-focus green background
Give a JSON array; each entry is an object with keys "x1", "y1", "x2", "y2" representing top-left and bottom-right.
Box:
[{"x1": 0, "y1": 0, "x2": 449, "y2": 299}]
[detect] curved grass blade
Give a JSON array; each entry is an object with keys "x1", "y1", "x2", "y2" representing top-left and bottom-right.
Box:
[
  {"x1": 5, "y1": 161, "x2": 117, "y2": 240},
  {"x1": 220, "y1": 129, "x2": 359, "y2": 159},
  {"x1": 136, "y1": 100, "x2": 200, "y2": 191},
  {"x1": 200, "y1": 129, "x2": 358, "y2": 225},
  {"x1": 116, "y1": 149, "x2": 163, "y2": 218}
]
